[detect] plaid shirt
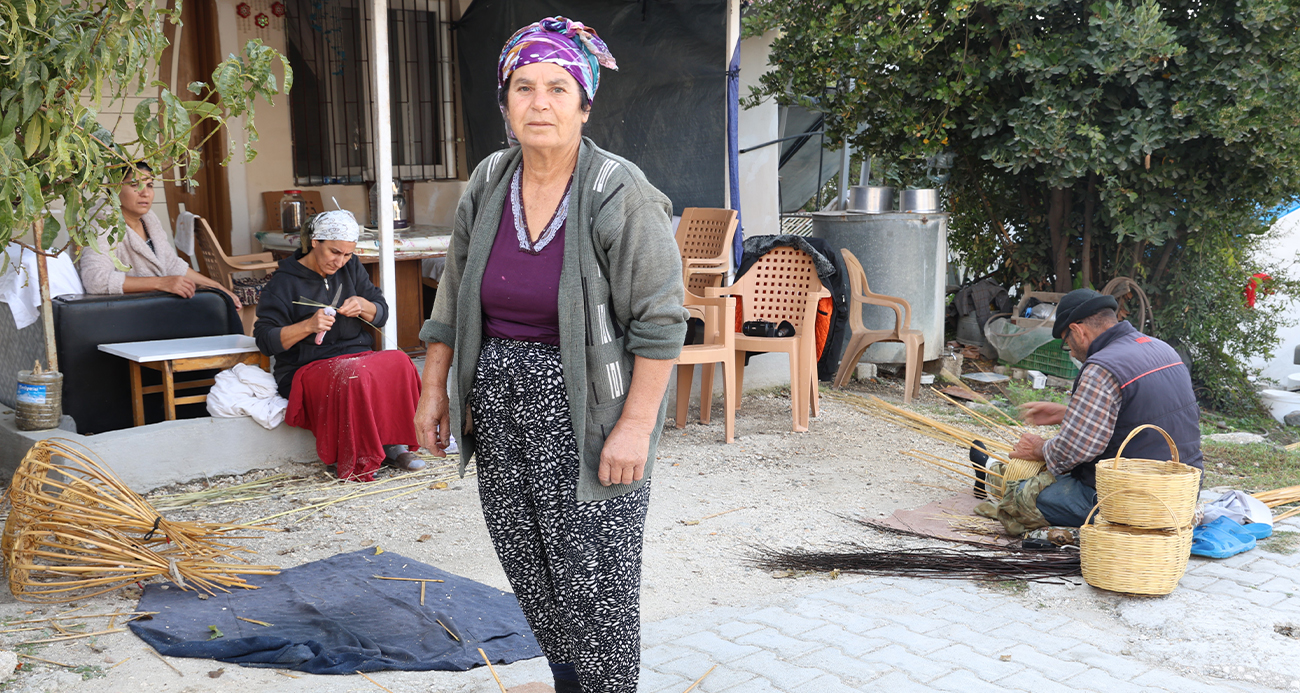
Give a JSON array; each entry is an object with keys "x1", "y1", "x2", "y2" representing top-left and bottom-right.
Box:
[{"x1": 1043, "y1": 364, "x2": 1122, "y2": 475}]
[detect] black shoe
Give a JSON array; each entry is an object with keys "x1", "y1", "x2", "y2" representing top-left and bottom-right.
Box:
[
  {"x1": 553, "y1": 680, "x2": 581, "y2": 693},
  {"x1": 970, "y1": 440, "x2": 990, "y2": 499}
]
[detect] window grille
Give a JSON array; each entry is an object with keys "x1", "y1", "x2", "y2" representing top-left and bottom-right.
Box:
[{"x1": 285, "y1": 0, "x2": 458, "y2": 185}]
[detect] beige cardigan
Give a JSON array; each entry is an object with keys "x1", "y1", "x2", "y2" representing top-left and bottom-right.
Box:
[{"x1": 77, "y1": 211, "x2": 190, "y2": 295}]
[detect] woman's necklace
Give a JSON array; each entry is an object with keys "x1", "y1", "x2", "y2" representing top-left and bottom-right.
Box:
[{"x1": 511, "y1": 165, "x2": 573, "y2": 255}]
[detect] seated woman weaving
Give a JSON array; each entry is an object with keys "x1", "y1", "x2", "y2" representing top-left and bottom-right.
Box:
[{"x1": 253, "y1": 210, "x2": 424, "y2": 480}]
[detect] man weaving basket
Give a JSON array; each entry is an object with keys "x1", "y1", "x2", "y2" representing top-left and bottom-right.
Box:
[{"x1": 977, "y1": 288, "x2": 1204, "y2": 533}]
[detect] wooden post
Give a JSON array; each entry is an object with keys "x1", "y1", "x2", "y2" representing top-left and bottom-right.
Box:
[{"x1": 32, "y1": 219, "x2": 59, "y2": 373}]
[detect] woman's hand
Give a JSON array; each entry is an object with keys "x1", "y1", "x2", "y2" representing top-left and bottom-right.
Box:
[
  {"x1": 337, "y1": 296, "x2": 375, "y2": 321},
  {"x1": 600, "y1": 422, "x2": 650, "y2": 486},
  {"x1": 414, "y1": 388, "x2": 452, "y2": 456},
  {"x1": 415, "y1": 342, "x2": 455, "y2": 456},
  {"x1": 1020, "y1": 401, "x2": 1067, "y2": 426},
  {"x1": 155, "y1": 275, "x2": 197, "y2": 298},
  {"x1": 306, "y1": 308, "x2": 336, "y2": 334}
]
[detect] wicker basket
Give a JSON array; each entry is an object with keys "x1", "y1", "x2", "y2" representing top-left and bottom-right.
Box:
[
  {"x1": 996, "y1": 458, "x2": 1047, "y2": 498},
  {"x1": 1080, "y1": 490, "x2": 1192, "y2": 595},
  {"x1": 1094, "y1": 424, "x2": 1201, "y2": 529}
]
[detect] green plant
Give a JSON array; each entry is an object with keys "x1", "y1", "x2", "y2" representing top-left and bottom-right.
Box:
[
  {"x1": 1, "y1": 0, "x2": 290, "y2": 366},
  {"x1": 1201, "y1": 442, "x2": 1300, "y2": 490},
  {"x1": 1260, "y1": 530, "x2": 1300, "y2": 556},
  {"x1": 1003, "y1": 380, "x2": 1070, "y2": 408},
  {"x1": 745, "y1": 0, "x2": 1300, "y2": 416}
]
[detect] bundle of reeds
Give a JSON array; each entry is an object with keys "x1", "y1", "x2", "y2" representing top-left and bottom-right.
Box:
[
  {"x1": 4, "y1": 440, "x2": 279, "y2": 603},
  {"x1": 748, "y1": 519, "x2": 1080, "y2": 582},
  {"x1": 826, "y1": 390, "x2": 1045, "y2": 500},
  {"x1": 1253, "y1": 485, "x2": 1300, "y2": 522}
]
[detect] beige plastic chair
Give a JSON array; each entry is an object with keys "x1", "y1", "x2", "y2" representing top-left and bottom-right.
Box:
[
  {"x1": 833, "y1": 248, "x2": 925, "y2": 403},
  {"x1": 730, "y1": 246, "x2": 830, "y2": 432},
  {"x1": 674, "y1": 287, "x2": 737, "y2": 443},
  {"x1": 194, "y1": 217, "x2": 279, "y2": 291},
  {"x1": 675, "y1": 207, "x2": 738, "y2": 302},
  {"x1": 194, "y1": 217, "x2": 278, "y2": 334}
]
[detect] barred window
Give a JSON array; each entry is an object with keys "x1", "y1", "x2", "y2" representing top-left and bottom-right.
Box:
[{"x1": 285, "y1": 0, "x2": 458, "y2": 185}]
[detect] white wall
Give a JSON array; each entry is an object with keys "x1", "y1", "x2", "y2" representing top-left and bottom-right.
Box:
[
  {"x1": 737, "y1": 31, "x2": 781, "y2": 237},
  {"x1": 1249, "y1": 208, "x2": 1300, "y2": 387}
]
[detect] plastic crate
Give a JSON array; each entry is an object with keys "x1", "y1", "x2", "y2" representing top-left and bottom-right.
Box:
[{"x1": 1000, "y1": 339, "x2": 1080, "y2": 380}]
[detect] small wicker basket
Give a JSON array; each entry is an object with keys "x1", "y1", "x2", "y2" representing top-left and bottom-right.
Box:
[
  {"x1": 1080, "y1": 490, "x2": 1192, "y2": 595},
  {"x1": 1094, "y1": 424, "x2": 1201, "y2": 529}
]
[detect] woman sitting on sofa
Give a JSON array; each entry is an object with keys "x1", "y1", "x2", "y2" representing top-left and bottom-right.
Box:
[
  {"x1": 78, "y1": 162, "x2": 241, "y2": 308},
  {"x1": 253, "y1": 209, "x2": 425, "y2": 480}
]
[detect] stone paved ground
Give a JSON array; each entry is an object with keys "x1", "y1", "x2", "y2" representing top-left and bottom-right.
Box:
[
  {"x1": 405, "y1": 516, "x2": 1300, "y2": 692},
  {"x1": 626, "y1": 517, "x2": 1300, "y2": 693}
]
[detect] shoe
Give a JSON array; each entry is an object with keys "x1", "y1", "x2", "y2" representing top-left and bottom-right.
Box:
[
  {"x1": 388, "y1": 452, "x2": 426, "y2": 471},
  {"x1": 1191, "y1": 524, "x2": 1255, "y2": 558},
  {"x1": 970, "y1": 441, "x2": 990, "y2": 500},
  {"x1": 1206, "y1": 515, "x2": 1272, "y2": 541}
]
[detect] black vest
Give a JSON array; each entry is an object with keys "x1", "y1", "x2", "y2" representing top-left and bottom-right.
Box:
[{"x1": 1070, "y1": 321, "x2": 1203, "y2": 487}]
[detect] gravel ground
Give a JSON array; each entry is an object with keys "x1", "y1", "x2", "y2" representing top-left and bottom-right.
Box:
[{"x1": 0, "y1": 376, "x2": 1110, "y2": 691}]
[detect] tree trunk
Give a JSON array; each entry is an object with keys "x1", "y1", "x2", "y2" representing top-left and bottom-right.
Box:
[
  {"x1": 1047, "y1": 187, "x2": 1072, "y2": 292},
  {"x1": 1082, "y1": 174, "x2": 1096, "y2": 289},
  {"x1": 32, "y1": 219, "x2": 59, "y2": 373}
]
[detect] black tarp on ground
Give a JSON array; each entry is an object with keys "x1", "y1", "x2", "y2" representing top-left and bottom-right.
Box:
[
  {"x1": 456, "y1": 0, "x2": 726, "y2": 215},
  {"x1": 129, "y1": 550, "x2": 541, "y2": 674}
]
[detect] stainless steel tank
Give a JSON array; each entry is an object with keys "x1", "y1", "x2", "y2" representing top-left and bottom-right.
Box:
[{"x1": 812, "y1": 211, "x2": 948, "y2": 363}]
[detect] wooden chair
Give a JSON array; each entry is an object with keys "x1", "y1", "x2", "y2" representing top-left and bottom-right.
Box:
[
  {"x1": 674, "y1": 288, "x2": 737, "y2": 443},
  {"x1": 193, "y1": 217, "x2": 278, "y2": 334},
  {"x1": 730, "y1": 246, "x2": 830, "y2": 432},
  {"x1": 833, "y1": 248, "x2": 925, "y2": 402}
]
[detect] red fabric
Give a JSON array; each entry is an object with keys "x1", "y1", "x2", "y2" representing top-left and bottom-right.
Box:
[{"x1": 285, "y1": 350, "x2": 422, "y2": 482}]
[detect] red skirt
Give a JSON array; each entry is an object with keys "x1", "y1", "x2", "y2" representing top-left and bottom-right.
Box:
[{"x1": 285, "y1": 350, "x2": 421, "y2": 482}]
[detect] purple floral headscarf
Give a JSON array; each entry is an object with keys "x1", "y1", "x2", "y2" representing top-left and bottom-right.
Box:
[{"x1": 497, "y1": 16, "x2": 617, "y2": 141}]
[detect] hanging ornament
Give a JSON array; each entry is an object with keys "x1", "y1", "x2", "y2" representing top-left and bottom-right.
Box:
[
  {"x1": 236, "y1": 2, "x2": 252, "y2": 32},
  {"x1": 270, "y1": 1, "x2": 285, "y2": 17}
]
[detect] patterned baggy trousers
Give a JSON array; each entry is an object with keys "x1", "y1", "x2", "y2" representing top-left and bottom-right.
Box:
[{"x1": 471, "y1": 337, "x2": 651, "y2": 693}]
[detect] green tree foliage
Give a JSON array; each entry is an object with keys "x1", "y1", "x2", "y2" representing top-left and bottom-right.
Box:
[
  {"x1": 0, "y1": 0, "x2": 290, "y2": 255},
  {"x1": 746, "y1": 0, "x2": 1300, "y2": 413}
]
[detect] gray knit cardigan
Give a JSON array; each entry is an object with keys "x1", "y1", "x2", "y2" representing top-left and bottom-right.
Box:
[{"x1": 420, "y1": 138, "x2": 688, "y2": 501}]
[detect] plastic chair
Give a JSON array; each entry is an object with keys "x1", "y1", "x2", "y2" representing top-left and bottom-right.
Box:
[
  {"x1": 833, "y1": 248, "x2": 925, "y2": 403},
  {"x1": 194, "y1": 217, "x2": 278, "y2": 334},
  {"x1": 730, "y1": 246, "x2": 830, "y2": 432},
  {"x1": 194, "y1": 217, "x2": 279, "y2": 292},
  {"x1": 674, "y1": 287, "x2": 737, "y2": 443},
  {"x1": 676, "y1": 207, "x2": 738, "y2": 302}
]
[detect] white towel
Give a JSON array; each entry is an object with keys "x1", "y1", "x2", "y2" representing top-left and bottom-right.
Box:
[
  {"x1": 174, "y1": 211, "x2": 196, "y2": 266},
  {"x1": 0, "y1": 243, "x2": 86, "y2": 330},
  {"x1": 205, "y1": 363, "x2": 288, "y2": 429}
]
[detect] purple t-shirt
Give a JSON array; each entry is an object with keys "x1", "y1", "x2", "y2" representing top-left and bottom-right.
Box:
[{"x1": 480, "y1": 200, "x2": 564, "y2": 345}]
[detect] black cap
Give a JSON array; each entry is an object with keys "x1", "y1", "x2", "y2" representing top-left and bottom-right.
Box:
[{"x1": 1052, "y1": 289, "x2": 1119, "y2": 339}]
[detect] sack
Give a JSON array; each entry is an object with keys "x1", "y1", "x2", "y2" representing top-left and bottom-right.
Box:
[{"x1": 984, "y1": 316, "x2": 1055, "y2": 364}]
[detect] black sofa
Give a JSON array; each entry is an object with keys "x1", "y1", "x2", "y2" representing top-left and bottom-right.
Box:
[{"x1": 50, "y1": 290, "x2": 240, "y2": 434}]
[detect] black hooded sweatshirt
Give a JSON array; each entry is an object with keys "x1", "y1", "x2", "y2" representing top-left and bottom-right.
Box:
[{"x1": 253, "y1": 250, "x2": 389, "y2": 398}]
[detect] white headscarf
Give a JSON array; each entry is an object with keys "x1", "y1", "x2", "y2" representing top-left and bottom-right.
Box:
[{"x1": 311, "y1": 210, "x2": 361, "y2": 242}]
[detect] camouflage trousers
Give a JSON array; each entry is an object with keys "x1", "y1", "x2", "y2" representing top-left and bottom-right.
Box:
[{"x1": 973, "y1": 461, "x2": 1056, "y2": 536}]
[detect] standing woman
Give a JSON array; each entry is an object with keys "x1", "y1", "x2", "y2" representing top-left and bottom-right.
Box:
[
  {"x1": 413, "y1": 17, "x2": 686, "y2": 693},
  {"x1": 254, "y1": 210, "x2": 425, "y2": 481}
]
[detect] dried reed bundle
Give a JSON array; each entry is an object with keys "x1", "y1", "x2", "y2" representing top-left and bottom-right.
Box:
[
  {"x1": 748, "y1": 541, "x2": 1079, "y2": 582},
  {"x1": 4, "y1": 440, "x2": 278, "y2": 603},
  {"x1": 1253, "y1": 485, "x2": 1300, "y2": 508}
]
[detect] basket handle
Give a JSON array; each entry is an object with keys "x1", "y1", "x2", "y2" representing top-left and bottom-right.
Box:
[
  {"x1": 1083, "y1": 487, "x2": 1187, "y2": 533},
  {"x1": 1109, "y1": 424, "x2": 1179, "y2": 469}
]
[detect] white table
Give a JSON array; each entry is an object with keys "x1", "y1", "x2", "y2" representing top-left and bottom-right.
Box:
[{"x1": 99, "y1": 335, "x2": 268, "y2": 426}]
